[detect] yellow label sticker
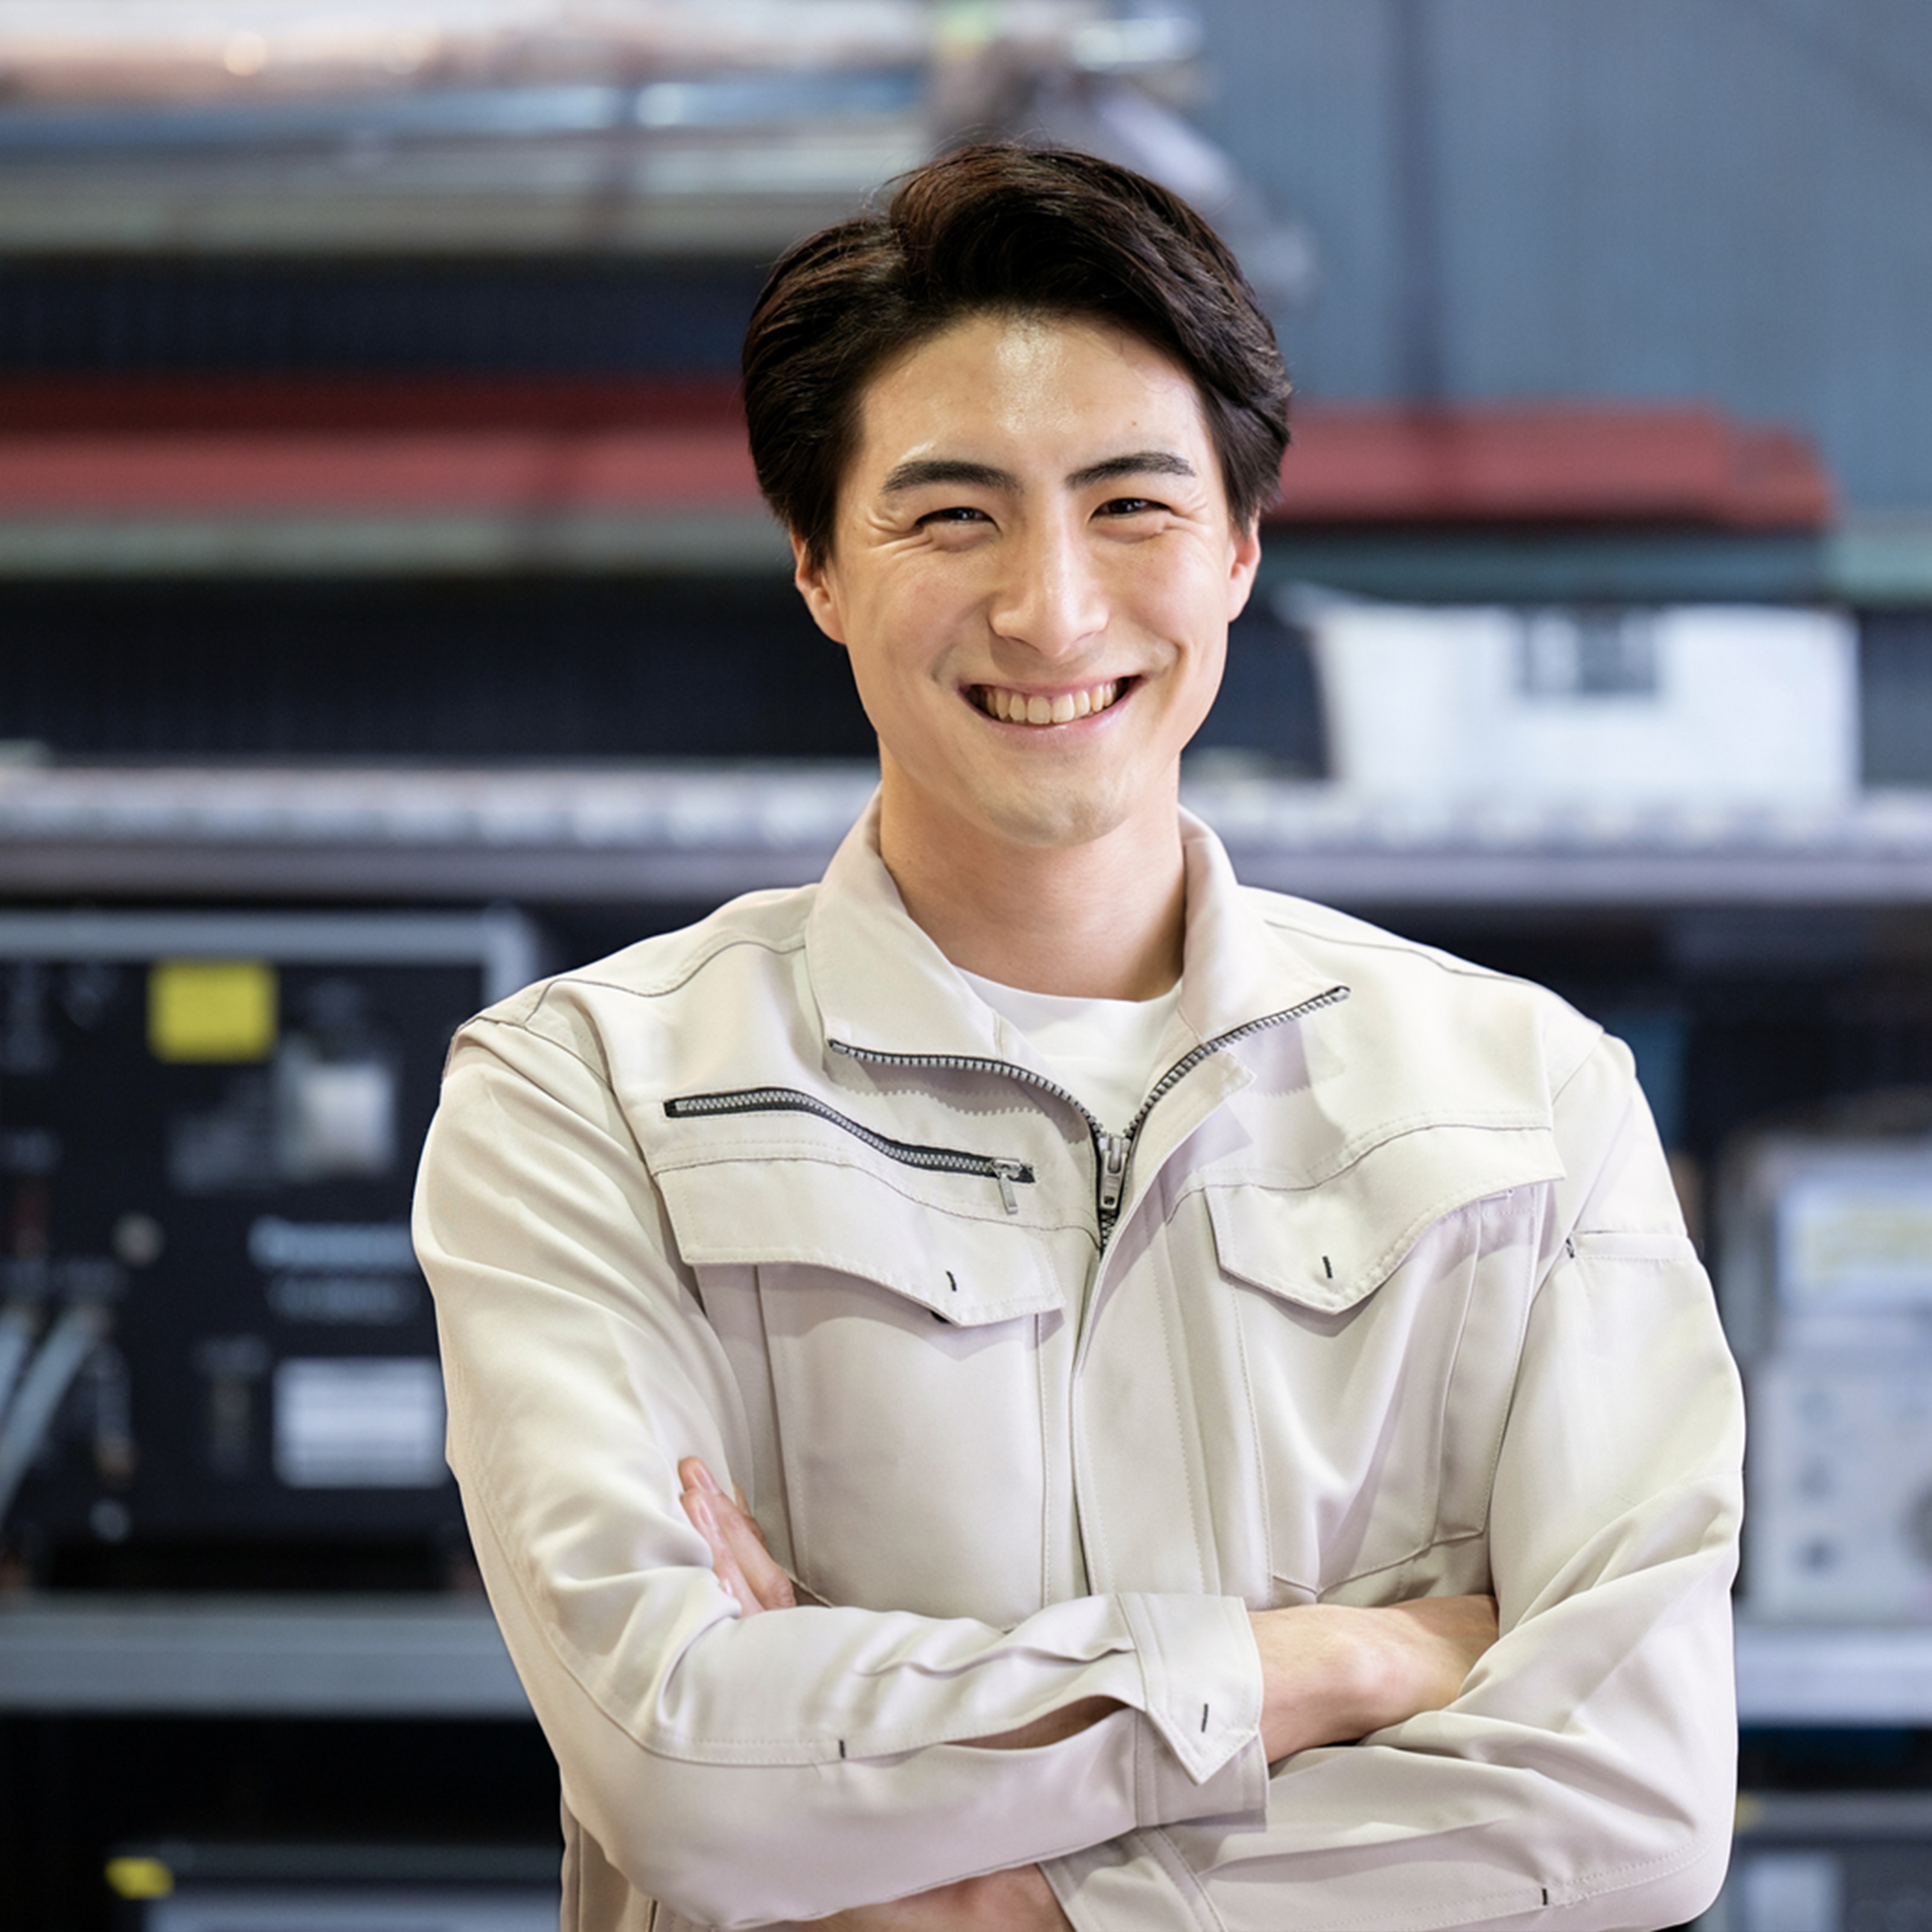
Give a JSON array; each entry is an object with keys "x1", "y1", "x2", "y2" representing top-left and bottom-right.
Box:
[
  {"x1": 149, "y1": 959, "x2": 278, "y2": 1063},
  {"x1": 105, "y1": 1856, "x2": 175, "y2": 1900}
]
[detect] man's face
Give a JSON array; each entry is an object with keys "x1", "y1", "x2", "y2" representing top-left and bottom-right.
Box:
[{"x1": 795, "y1": 310, "x2": 1262, "y2": 856}]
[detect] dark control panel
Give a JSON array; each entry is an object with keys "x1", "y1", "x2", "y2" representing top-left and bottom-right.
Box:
[{"x1": 0, "y1": 911, "x2": 537, "y2": 1580}]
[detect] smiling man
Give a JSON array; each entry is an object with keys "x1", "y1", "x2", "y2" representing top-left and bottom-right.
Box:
[{"x1": 415, "y1": 147, "x2": 1744, "y2": 1932}]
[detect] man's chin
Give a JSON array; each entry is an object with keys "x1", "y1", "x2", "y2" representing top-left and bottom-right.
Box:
[
  {"x1": 976, "y1": 781, "x2": 1151, "y2": 853},
  {"x1": 879, "y1": 750, "x2": 1176, "y2": 857}
]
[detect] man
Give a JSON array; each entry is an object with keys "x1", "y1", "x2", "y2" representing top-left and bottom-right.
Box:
[{"x1": 415, "y1": 145, "x2": 1743, "y2": 1932}]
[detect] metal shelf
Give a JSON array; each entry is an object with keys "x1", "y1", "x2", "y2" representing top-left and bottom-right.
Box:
[
  {"x1": 0, "y1": 1593, "x2": 529, "y2": 1717},
  {"x1": 1736, "y1": 1623, "x2": 1932, "y2": 1727},
  {"x1": 0, "y1": 507, "x2": 795, "y2": 578},
  {"x1": 1256, "y1": 520, "x2": 1932, "y2": 610},
  {"x1": 11, "y1": 763, "x2": 1932, "y2": 909}
]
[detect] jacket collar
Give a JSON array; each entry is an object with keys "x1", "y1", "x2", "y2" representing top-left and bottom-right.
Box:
[{"x1": 805, "y1": 792, "x2": 1344, "y2": 1066}]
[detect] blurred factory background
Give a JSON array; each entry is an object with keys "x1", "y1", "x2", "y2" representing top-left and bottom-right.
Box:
[{"x1": 0, "y1": 3, "x2": 1930, "y2": 1928}]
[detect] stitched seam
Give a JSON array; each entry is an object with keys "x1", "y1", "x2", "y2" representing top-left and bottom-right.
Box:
[
  {"x1": 738, "y1": 1255, "x2": 1056, "y2": 1322},
  {"x1": 1252, "y1": 904, "x2": 1546, "y2": 985},
  {"x1": 1570, "y1": 1230, "x2": 1698, "y2": 1253},
  {"x1": 1205, "y1": 1177, "x2": 1545, "y2": 1319},
  {"x1": 1293, "y1": 1524, "x2": 1488, "y2": 1596},
  {"x1": 1266, "y1": 1877, "x2": 1550, "y2": 1932},
  {"x1": 1175, "y1": 1116, "x2": 1555, "y2": 1208},
  {"x1": 1150, "y1": 1239, "x2": 1211, "y2": 1595},
  {"x1": 1556, "y1": 1822, "x2": 1730, "y2": 1897},
  {"x1": 756, "y1": 1263, "x2": 814, "y2": 1598},
  {"x1": 462, "y1": 1009, "x2": 614, "y2": 1092},
  {"x1": 452, "y1": 1038, "x2": 658, "y2": 1259},
  {"x1": 552, "y1": 927, "x2": 810, "y2": 1003},
  {"x1": 1142, "y1": 1829, "x2": 1231, "y2": 1932},
  {"x1": 1549, "y1": 1024, "x2": 1620, "y2": 1111},
  {"x1": 1268, "y1": 1823, "x2": 1723, "y2": 1932},
  {"x1": 1035, "y1": 1309, "x2": 1052, "y2": 1616},
  {"x1": 656, "y1": 1144, "x2": 1092, "y2": 1239},
  {"x1": 1442, "y1": 1194, "x2": 1538, "y2": 1544},
  {"x1": 1345, "y1": 1179, "x2": 1549, "y2": 1313},
  {"x1": 1466, "y1": 1310, "x2": 1533, "y2": 1545},
  {"x1": 1228, "y1": 1291, "x2": 1274, "y2": 1602},
  {"x1": 1419, "y1": 1226, "x2": 1479, "y2": 1541}
]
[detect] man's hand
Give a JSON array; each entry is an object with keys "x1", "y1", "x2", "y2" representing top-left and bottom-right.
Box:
[
  {"x1": 676, "y1": 1460, "x2": 1075, "y2": 1931},
  {"x1": 677, "y1": 1461, "x2": 1489, "y2": 1924},
  {"x1": 808, "y1": 1866, "x2": 1071, "y2": 1932},
  {"x1": 1249, "y1": 1593, "x2": 1499, "y2": 1762},
  {"x1": 677, "y1": 1456, "x2": 796, "y2": 1613},
  {"x1": 680, "y1": 1456, "x2": 1493, "y2": 1758}
]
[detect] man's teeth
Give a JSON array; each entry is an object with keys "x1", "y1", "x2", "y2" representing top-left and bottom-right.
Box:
[{"x1": 980, "y1": 681, "x2": 1122, "y2": 725}]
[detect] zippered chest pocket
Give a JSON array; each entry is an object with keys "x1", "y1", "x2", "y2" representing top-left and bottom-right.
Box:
[
  {"x1": 651, "y1": 1108, "x2": 1091, "y2": 1628},
  {"x1": 664, "y1": 1087, "x2": 1035, "y2": 1215}
]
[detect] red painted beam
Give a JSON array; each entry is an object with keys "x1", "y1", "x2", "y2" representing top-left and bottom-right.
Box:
[
  {"x1": 0, "y1": 377, "x2": 755, "y2": 511},
  {"x1": 0, "y1": 429, "x2": 757, "y2": 513},
  {"x1": 1271, "y1": 405, "x2": 1831, "y2": 529},
  {"x1": 0, "y1": 380, "x2": 1832, "y2": 530}
]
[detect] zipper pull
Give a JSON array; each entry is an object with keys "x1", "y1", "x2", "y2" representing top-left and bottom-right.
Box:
[
  {"x1": 993, "y1": 1160, "x2": 1023, "y2": 1215},
  {"x1": 1097, "y1": 1133, "x2": 1130, "y2": 1217}
]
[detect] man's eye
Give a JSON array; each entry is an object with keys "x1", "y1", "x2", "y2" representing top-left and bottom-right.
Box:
[
  {"x1": 918, "y1": 505, "x2": 991, "y2": 526},
  {"x1": 1098, "y1": 496, "x2": 1163, "y2": 517}
]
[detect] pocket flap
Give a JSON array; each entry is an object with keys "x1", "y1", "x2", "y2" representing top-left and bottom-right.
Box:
[
  {"x1": 1206, "y1": 1122, "x2": 1564, "y2": 1313},
  {"x1": 656, "y1": 1157, "x2": 1074, "y2": 1327}
]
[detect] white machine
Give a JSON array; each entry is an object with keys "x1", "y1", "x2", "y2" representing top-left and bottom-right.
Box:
[
  {"x1": 1299, "y1": 593, "x2": 1858, "y2": 813},
  {"x1": 1721, "y1": 1131, "x2": 1932, "y2": 1622}
]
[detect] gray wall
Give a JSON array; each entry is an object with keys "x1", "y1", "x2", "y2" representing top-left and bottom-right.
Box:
[{"x1": 1190, "y1": 0, "x2": 1932, "y2": 511}]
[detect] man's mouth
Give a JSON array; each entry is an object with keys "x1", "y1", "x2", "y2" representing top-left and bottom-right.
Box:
[{"x1": 970, "y1": 679, "x2": 1127, "y2": 726}]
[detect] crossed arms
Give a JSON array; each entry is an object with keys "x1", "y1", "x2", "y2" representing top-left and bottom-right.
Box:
[
  {"x1": 418, "y1": 1012, "x2": 1744, "y2": 1932},
  {"x1": 678, "y1": 1456, "x2": 1500, "y2": 1932}
]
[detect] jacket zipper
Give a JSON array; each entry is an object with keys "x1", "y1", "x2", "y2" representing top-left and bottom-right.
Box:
[
  {"x1": 662, "y1": 1087, "x2": 1035, "y2": 1214},
  {"x1": 831, "y1": 984, "x2": 1349, "y2": 1243}
]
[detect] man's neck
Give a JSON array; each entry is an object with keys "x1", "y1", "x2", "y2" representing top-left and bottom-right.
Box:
[{"x1": 875, "y1": 774, "x2": 1187, "y2": 1003}]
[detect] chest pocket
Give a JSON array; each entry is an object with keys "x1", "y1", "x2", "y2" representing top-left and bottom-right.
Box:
[
  {"x1": 1204, "y1": 1123, "x2": 1561, "y2": 1602},
  {"x1": 654, "y1": 1151, "x2": 1087, "y2": 1627}
]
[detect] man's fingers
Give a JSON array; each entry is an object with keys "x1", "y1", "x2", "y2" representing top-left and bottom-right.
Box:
[
  {"x1": 715, "y1": 1492, "x2": 797, "y2": 1610},
  {"x1": 680, "y1": 1485, "x2": 756, "y2": 1613},
  {"x1": 679, "y1": 1454, "x2": 723, "y2": 1497},
  {"x1": 677, "y1": 1457, "x2": 796, "y2": 1613}
]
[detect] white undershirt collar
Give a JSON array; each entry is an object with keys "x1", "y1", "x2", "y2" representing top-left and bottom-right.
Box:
[{"x1": 956, "y1": 967, "x2": 1182, "y2": 1133}]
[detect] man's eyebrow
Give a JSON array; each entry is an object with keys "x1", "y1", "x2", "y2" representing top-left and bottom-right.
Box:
[
  {"x1": 1066, "y1": 450, "x2": 1197, "y2": 489},
  {"x1": 877, "y1": 450, "x2": 1198, "y2": 496},
  {"x1": 878, "y1": 458, "x2": 1019, "y2": 495}
]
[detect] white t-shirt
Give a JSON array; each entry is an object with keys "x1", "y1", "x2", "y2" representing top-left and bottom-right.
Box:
[{"x1": 958, "y1": 967, "x2": 1182, "y2": 1133}]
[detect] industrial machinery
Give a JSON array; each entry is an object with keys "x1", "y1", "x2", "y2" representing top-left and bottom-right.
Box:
[
  {"x1": 0, "y1": 909, "x2": 537, "y2": 1584},
  {"x1": 1721, "y1": 1112, "x2": 1932, "y2": 1622},
  {"x1": 1712, "y1": 1794, "x2": 1932, "y2": 1932},
  {"x1": 105, "y1": 1841, "x2": 558, "y2": 1932}
]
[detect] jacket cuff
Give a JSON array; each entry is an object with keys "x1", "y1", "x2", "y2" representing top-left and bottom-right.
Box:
[
  {"x1": 1043, "y1": 1829, "x2": 1220, "y2": 1932},
  {"x1": 1118, "y1": 1591, "x2": 1268, "y2": 1826}
]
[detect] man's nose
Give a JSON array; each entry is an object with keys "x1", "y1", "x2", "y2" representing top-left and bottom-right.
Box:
[{"x1": 988, "y1": 522, "x2": 1108, "y2": 659}]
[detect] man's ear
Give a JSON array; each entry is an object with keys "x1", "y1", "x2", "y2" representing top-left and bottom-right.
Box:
[
  {"x1": 1225, "y1": 519, "x2": 1264, "y2": 621},
  {"x1": 791, "y1": 532, "x2": 848, "y2": 646}
]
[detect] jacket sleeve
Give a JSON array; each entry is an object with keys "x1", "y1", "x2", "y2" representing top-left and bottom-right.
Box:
[
  {"x1": 1043, "y1": 1032, "x2": 1745, "y2": 1932},
  {"x1": 413, "y1": 1011, "x2": 1268, "y2": 1931}
]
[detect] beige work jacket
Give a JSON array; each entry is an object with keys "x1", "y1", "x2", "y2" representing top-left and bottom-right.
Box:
[{"x1": 414, "y1": 802, "x2": 1744, "y2": 1932}]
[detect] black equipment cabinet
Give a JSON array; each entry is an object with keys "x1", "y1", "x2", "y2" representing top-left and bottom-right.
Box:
[{"x1": 0, "y1": 911, "x2": 539, "y2": 1581}]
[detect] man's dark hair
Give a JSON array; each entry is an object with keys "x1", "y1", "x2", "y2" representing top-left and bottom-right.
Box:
[{"x1": 742, "y1": 142, "x2": 1292, "y2": 567}]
